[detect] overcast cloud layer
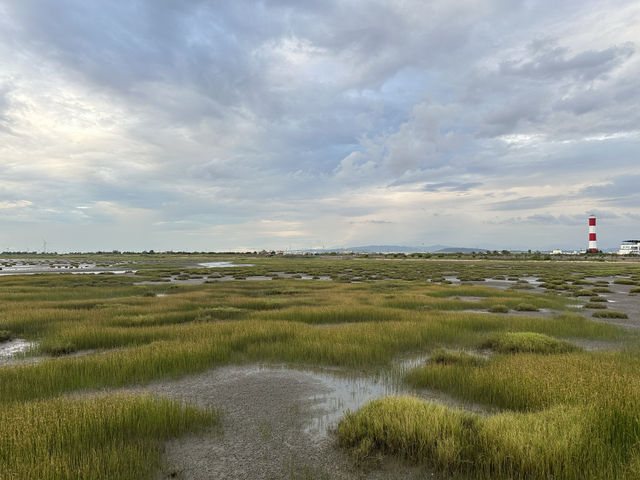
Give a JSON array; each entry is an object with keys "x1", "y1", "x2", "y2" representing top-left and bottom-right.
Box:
[{"x1": 0, "y1": 0, "x2": 638, "y2": 252}]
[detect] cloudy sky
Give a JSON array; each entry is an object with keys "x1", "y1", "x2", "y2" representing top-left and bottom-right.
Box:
[{"x1": 0, "y1": 1, "x2": 638, "y2": 252}]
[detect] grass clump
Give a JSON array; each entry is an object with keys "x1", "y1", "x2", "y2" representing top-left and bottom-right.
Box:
[
  {"x1": 487, "y1": 304, "x2": 509, "y2": 313},
  {"x1": 584, "y1": 302, "x2": 607, "y2": 309},
  {"x1": 429, "y1": 348, "x2": 484, "y2": 367},
  {"x1": 592, "y1": 311, "x2": 629, "y2": 319},
  {"x1": 45, "y1": 342, "x2": 78, "y2": 356},
  {"x1": 398, "y1": 350, "x2": 640, "y2": 478},
  {"x1": 479, "y1": 332, "x2": 580, "y2": 354},
  {"x1": 0, "y1": 394, "x2": 218, "y2": 480},
  {"x1": 338, "y1": 396, "x2": 615, "y2": 480},
  {"x1": 592, "y1": 287, "x2": 612, "y2": 294},
  {"x1": 513, "y1": 303, "x2": 539, "y2": 312},
  {"x1": 589, "y1": 296, "x2": 608, "y2": 302},
  {"x1": 0, "y1": 330, "x2": 12, "y2": 342}
]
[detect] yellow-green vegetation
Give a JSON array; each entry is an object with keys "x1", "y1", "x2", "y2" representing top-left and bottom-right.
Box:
[
  {"x1": 0, "y1": 394, "x2": 218, "y2": 480},
  {"x1": 513, "y1": 303, "x2": 539, "y2": 311},
  {"x1": 338, "y1": 397, "x2": 610, "y2": 479},
  {"x1": 479, "y1": 332, "x2": 580, "y2": 354},
  {"x1": 428, "y1": 348, "x2": 485, "y2": 367},
  {"x1": 592, "y1": 310, "x2": 629, "y2": 319},
  {"x1": 1, "y1": 254, "x2": 639, "y2": 479},
  {"x1": 584, "y1": 301, "x2": 608, "y2": 309},
  {"x1": 487, "y1": 304, "x2": 509, "y2": 313},
  {"x1": 366, "y1": 350, "x2": 640, "y2": 479}
]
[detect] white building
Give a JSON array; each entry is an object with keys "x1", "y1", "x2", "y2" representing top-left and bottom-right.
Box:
[{"x1": 618, "y1": 240, "x2": 640, "y2": 255}]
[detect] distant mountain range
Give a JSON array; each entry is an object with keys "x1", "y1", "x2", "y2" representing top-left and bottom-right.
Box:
[
  {"x1": 300, "y1": 245, "x2": 489, "y2": 254},
  {"x1": 297, "y1": 244, "x2": 623, "y2": 254}
]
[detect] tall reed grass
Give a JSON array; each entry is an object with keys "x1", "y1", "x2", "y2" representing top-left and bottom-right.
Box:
[{"x1": 0, "y1": 394, "x2": 218, "y2": 480}]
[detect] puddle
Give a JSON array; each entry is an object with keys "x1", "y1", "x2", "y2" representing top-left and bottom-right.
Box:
[
  {"x1": 136, "y1": 273, "x2": 333, "y2": 285},
  {"x1": 71, "y1": 270, "x2": 137, "y2": 275},
  {"x1": 0, "y1": 339, "x2": 35, "y2": 364},
  {"x1": 305, "y1": 371, "x2": 396, "y2": 438},
  {"x1": 301, "y1": 354, "x2": 487, "y2": 440},
  {"x1": 198, "y1": 262, "x2": 254, "y2": 268},
  {"x1": 520, "y1": 276, "x2": 543, "y2": 285},
  {"x1": 0, "y1": 258, "x2": 136, "y2": 276}
]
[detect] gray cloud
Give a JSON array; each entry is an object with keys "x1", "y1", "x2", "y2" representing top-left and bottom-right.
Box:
[
  {"x1": 422, "y1": 182, "x2": 482, "y2": 192},
  {"x1": 0, "y1": 0, "x2": 638, "y2": 251},
  {"x1": 489, "y1": 196, "x2": 564, "y2": 211},
  {"x1": 581, "y1": 175, "x2": 640, "y2": 206},
  {"x1": 500, "y1": 40, "x2": 634, "y2": 81},
  {"x1": 0, "y1": 81, "x2": 13, "y2": 132},
  {"x1": 491, "y1": 214, "x2": 585, "y2": 226}
]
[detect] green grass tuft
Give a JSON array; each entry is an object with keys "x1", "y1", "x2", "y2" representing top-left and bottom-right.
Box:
[
  {"x1": 487, "y1": 304, "x2": 509, "y2": 313},
  {"x1": 479, "y1": 332, "x2": 580, "y2": 354},
  {"x1": 513, "y1": 303, "x2": 539, "y2": 311},
  {"x1": 338, "y1": 396, "x2": 622, "y2": 480},
  {"x1": 589, "y1": 296, "x2": 608, "y2": 302},
  {"x1": 429, "y1": 348, "x2": 485, "y2": 367},
  {"x1": 592, "y1": 311, "x2": 629, "y2": 319},
  {"x1": 584, "y1": 302, "x2": 607, "y2": 309}
]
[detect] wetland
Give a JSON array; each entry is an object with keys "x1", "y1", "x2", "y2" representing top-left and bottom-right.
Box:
[{"x1": 1, "y1": 253, "x2": 640, "y2": 479}]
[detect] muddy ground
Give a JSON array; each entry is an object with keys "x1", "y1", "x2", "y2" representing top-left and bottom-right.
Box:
[{"x1": 127, "y1": 364, "x2": 456, "y2": 480}]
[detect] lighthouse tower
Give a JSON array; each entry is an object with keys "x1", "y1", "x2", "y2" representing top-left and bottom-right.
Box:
[{"x1": 588, "y1": 216, "x2": 597, "y2": 252}]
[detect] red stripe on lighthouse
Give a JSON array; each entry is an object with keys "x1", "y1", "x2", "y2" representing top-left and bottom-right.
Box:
[
  {"x1": 589, "y1": 218, "x2": 596, "y2": 226},
  {"x1": 589, "y1": 233, "x2": 596, "y2": 241}
]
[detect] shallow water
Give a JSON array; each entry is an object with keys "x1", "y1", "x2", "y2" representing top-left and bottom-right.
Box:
[
  {"x1": 198, "y1": 261, "x2": 254, "y2": 268},
  {"x1": 304, "y1": 370, "x2": 399, "y2": 438},
  {"x1": 0, "y1": 338, "x2": 35, "y2": 364},
  {"x1": 0, "y1": 259, "x2": 135, "y2": 276},
  {"x1": 295, "y1": 354, "x2": 485, "y2": 440}
]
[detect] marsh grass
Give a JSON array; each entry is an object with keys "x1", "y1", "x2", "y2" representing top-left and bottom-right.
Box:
[
  {"x1": 338, "y1": 397, "x2": 617, "y2": 480},
  {"x1": 589, "y1": 296, "x2": 608, "y2": 302},
  {"x1": 513, "y1": 303, "x2": 539, "y2": 312},
  {"x1": 479, "y1": 332, "x2": 580, "y2": 354},
  {"x1": 487, "y1": 304, "x2": 509, "y2": 313},
  {"x1": 0, "y1": 313, "x2": 620, "y2": 404},
  {"x1": 592, "y1": 287, "x2": 613, "y2": 293},
  {"x1": 0, "y1": 394, "x2": 218, "y2": 480},
  {"x1": 592, "y1": 311, "x2": 629, "y2": 319},
  {"x1": 0, "y1": 256, "x2": 639, "y2": 479},
  {"x1": 584, "y1": 302, "x2": 607, "y2": 309},
  {"x1": 353, "y1": 349, "x2": 640, "y2": 478},
  {"x1": 428, "y1": 348, "x2": 485, "y2": 367}
]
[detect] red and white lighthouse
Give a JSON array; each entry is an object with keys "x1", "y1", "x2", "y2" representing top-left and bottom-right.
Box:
[{"x1": 588, "y1": 215, "x2": 597, "y2": 252}]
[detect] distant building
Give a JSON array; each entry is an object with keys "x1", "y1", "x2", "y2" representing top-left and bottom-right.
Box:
[
  {"x1": 551, "y1": 249, "x2": 563, "y2": 255},
  {"x1": 618, "y1": 240, "x2": 640, "y2": 255}
]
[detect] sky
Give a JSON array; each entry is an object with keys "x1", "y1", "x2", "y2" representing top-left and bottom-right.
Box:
[{"x1": 0, "y1": 0, "x2": 638, "y2": 252}]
